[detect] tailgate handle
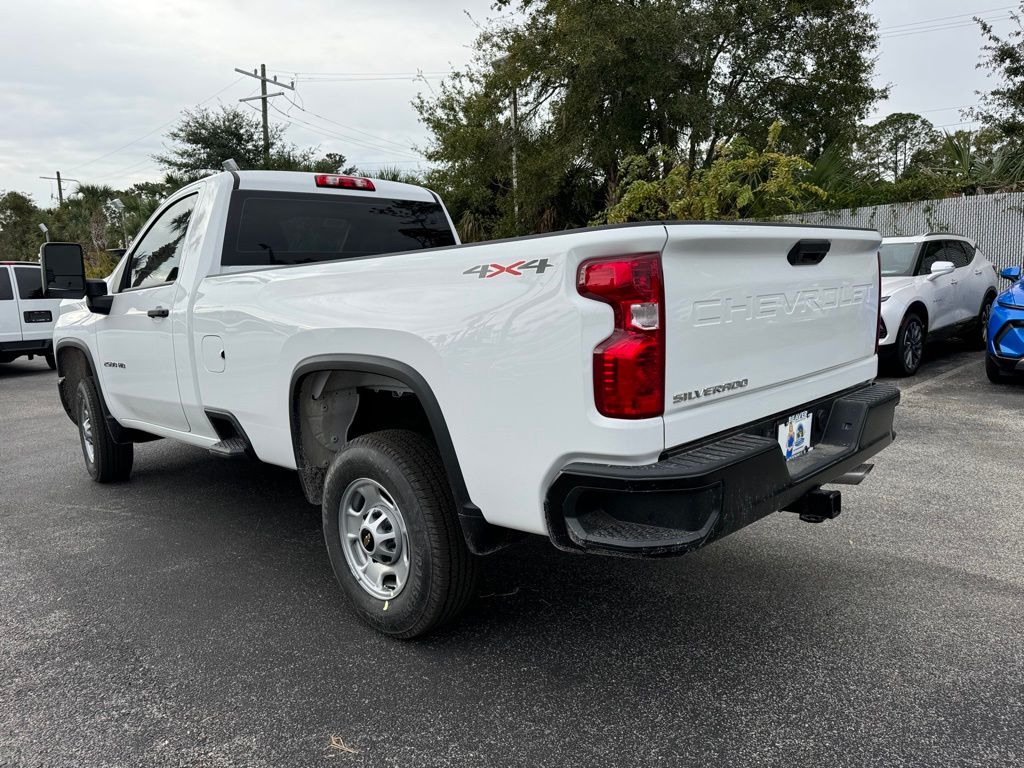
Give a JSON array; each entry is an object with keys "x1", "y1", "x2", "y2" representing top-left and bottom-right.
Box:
[{"x1": 787, "y1": 239, "x2": 831, "y2": 266}]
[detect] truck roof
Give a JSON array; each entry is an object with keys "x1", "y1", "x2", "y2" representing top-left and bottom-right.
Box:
[{"x1": 232, "y1": 171, "x2": 438, "y2": 203}]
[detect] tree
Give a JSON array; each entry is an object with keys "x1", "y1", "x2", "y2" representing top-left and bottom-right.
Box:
[
  {"x1": 974, "y1": 4, "x2": 1024, "y2": 147},
  {"x1": 599, "y1": 123, "x2": 826, "y2": 223},
  {"x1": 154, "y1": 105, "x2": 353, "y2": 183},
  {"x1": 418, "y1": 0, "x2": 885, "y2": 239},
  {"x1": 856, "y1": 113, "x2": 940, "y2": 181},
  {"x1": 0, "y1": 192, "x2": 43, "y2": 261}
]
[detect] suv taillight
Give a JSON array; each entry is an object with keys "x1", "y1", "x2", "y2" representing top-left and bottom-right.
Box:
[
  {"x1": 577, "y1": 253, "x2": 665, "y2": 419},
  {"x1": 876, "y1": 251, "x2": 882, "y2": 355}
]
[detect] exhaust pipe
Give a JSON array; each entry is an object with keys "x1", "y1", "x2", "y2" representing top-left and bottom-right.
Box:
[{"x1": 830, "y1": 463, "x2": 874, "y2": 486}]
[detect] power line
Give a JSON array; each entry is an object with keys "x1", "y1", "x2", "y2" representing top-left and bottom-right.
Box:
[
  {"x1": 879, "y1": 14, "x2": 1014, "y2": 39},
  {"x1": 67, "y1": 77, "x2": 245, "y2": 173},
  {"x1": 279, "y1": 94, "x2": 421, "y2": 153},
  {"x1": 877, "y1": 4, "x2": 1016, "y2": 33},
  {"x1": 267, "y1": 101, "x2": 423, "y2": 159}
]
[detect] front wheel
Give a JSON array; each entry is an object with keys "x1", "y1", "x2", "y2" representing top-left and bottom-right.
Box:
[
  {"x1": 893, "y1": 312, "x2": 926, "y2": 376},
  {"x1": 321, "y1": 430, "x2": 478, "y2": 639},
  {"x1": 75, "y1": 378, "x2": 133, "y2": 482},
  {"x1": 971, "y1": 296, "x2": 995, "y2": 350}
]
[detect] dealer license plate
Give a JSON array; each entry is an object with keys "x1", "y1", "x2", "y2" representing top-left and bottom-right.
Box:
[{"x1": 777, "y1": 410, "x2": 813, "y2": 461}]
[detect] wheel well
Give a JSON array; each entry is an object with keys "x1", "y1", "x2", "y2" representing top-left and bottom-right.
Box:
[
  {"x1": 906, "y1": 301, "x2": 929, "y2": 329},
  {"x1": 55, "y1": 345, "x2": 92, "y2": 423},
  {"x1": 291, "y1": 369, "x2": 434, "y2": 505},
  {"x1": 290, "y1": 359, "x2": 524, "y2": 556}
]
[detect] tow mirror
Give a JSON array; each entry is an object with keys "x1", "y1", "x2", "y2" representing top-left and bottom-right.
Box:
[
  {"x1": 928, "y1": 260, "x2": 955, "y2": 280},
  {"x1": 40, "y1": 242, "x2": 87, "y2": 299},
  {"x1": 1000, "y1": 266, "x2": 1022, "y2": 281}
]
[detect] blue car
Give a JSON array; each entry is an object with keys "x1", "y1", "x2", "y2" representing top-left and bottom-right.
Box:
[{"x1": 987, "y1": 265, "x2": 1024, "y2": 383}]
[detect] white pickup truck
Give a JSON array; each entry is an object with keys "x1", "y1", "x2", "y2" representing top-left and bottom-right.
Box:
[
  {"x1": 42, "y1": 170, "x2": 899, "y2": 637},
  {"x1": 1, "y1": 261, "x2": 61, "y2": 368}
]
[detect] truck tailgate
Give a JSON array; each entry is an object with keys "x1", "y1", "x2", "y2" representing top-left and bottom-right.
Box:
[{"x1": 661, "y1": 224, "x2": 881, "y2": 448}]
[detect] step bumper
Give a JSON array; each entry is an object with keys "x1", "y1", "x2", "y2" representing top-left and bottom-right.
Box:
[{"x1": 544, "y1": 382, "x2": 900, "y2": 558}]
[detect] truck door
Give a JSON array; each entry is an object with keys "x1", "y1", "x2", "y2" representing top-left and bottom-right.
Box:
[
  {"x1": 0, "y1": 268, "x2": 20, "y2": 346},
  {"x1": 12, "y1": 265, "x2": 59, "y2": 343},
  {"x1": 97, "y1": 193, "x2": 198, "y2": 432}
]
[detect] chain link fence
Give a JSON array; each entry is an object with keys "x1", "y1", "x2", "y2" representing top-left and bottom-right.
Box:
[{"x1": 773, "y1": 192, "x2": 1024, "y2": 271}]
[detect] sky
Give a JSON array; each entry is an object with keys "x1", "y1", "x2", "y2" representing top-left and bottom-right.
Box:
[{"x1": 0, "y1": 0, "x2": 1019, "y2": 207}]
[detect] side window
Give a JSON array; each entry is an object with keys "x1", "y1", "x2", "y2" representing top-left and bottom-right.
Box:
[
  {"x1": 123, "y1": 194, "x2": 197, "y2": 290},
  {"x1": 954, "y1": 241, "x2": 975, "y2": 267},
  {"x1": 917, "y1": 241, "x2": 944, "y2": 275},
  {"x1": 14, "y1": 267, "x2": 44, "y2": 299},
  {"x1": 0, "y1": 269, "x2": 12, "y2": 301}
]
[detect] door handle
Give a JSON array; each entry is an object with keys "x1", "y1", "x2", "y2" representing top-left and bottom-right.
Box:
[
  {"x1": 950, "y1": 280, "x2": 959, "y2": 285},
  {"x1": 147, "y1": 307, "x2": 169, "y2": 318},
  {"x1": 974, "y1": 269, "x2": 984, "y2": 275}
]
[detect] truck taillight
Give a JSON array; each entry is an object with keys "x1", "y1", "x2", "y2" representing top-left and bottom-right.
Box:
[
  {"x1": 314, "y1": 174, "x2": 376, "y2": 191},
  {"x1": 577, "y1": 253, "x2": 665, "y2": 419}
]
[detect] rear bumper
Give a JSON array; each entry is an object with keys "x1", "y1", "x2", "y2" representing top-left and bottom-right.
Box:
[{"x1": 545, "y1": 382, "x2": 900, "y2": 557}]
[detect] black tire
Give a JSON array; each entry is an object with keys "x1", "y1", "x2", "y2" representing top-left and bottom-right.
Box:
[
  {"x1": 44, "y1": 351, "x2": 57, "y2": 370},
  {"x1": 321, "y1": 429, "x2": 478, "y2": 639},
  {"x1": 74, "y1": 378, "x2": 133, "y2": 482},
  {"x1": 986, "y1": 355, "x2": 1005, "y2": 384},
  {"x1": 970, "y1": 295, "x2": 995, "y2": 350},
  {"x1": 892, "y1": 312, "x2": 926, "y2": 377}
]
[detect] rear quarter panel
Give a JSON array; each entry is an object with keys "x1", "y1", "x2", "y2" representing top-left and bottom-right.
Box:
[{"x1": 193, "y1": 226, "x2": 669, "y2": 534}]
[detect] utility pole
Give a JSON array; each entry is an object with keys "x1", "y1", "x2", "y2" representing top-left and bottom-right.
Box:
[
  {"x1": 511, "y1": 88, "x2": 519, "y2": 234},
  {"x1": 39, "y1": 172, "x2": 70, "y2": 205},
  {"x1": 235, "y1": 65, "x2": 295, "y2": 167}
]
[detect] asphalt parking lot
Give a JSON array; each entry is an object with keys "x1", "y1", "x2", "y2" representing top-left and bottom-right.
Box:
[{"x1": 1, "y1": 343, "x2": 1022, "y2": 768}]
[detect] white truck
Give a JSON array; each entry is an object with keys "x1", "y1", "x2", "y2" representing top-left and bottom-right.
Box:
[
  {"x1": 0, "y1": 261, "x2": 61, "y2": 368},
  {"x1": 42, "y1": 170, "x2": 899, "y2": 637}
]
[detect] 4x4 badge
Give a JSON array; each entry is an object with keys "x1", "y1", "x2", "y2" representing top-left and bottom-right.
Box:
[{"x1": 463, "y1": 259, "x2": 552, "y2": 279}]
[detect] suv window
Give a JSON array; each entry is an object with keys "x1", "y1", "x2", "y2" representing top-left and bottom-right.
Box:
[
  {"x1": 221, "y1": 192, "x2": 457, "y2": 267},
  {"x1": 0, "y1": 269, "x2": 11, "y2": 301},
  {"x1": 14, "y1": 266, "x2": 44, "y2": 299},
  {"x1": 954, "y1": 241, "x2": 976, "y2": 266},
  {"x1": 124, "y1": 194, "x2": 198, "y2": 290},
  {"x1": 917, "y1": 241, "x2": 945, "y2": 275}
]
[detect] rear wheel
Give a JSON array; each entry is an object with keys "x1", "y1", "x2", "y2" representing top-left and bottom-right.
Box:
[
  {"x1": 321, "y1": 429, "x2": 478, "y2": 639},
  {"x1": 893, "y1": 312, "x2": 926, "y2": 376},
  {"x1": 44, "y1": 351, "x2": 56, "y2": 370},
  {"x1": 986, "y1": 355, "x2": 1006, "y2": 384},
  {"x1": 75, "y1": 378, "x2": 133, "y2": 482}
]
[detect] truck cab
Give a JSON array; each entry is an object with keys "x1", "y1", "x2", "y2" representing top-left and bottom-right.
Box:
[{"x1": 0, "y1": 261, "x2": 61, "y2": 368}]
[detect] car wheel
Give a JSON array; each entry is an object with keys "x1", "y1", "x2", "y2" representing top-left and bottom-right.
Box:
[
  {"x1": 986, "y1": 355, "x2": 1005, "y2": 384},
  {"x1": 75, "y1": 377, "x2": 134, "y2": 482},
  {"x1": 44, "y1": 351, "x2": 57, "y2": 370},
  {"x1": 893, "y1": 312, "x2": 926, "y2": 376},
  {"x1": 321, "y1": 429, "x2": 478, "y2": 639},
  {"x1": 971, "y1": 295, "x2": 995, "y2": 350}
]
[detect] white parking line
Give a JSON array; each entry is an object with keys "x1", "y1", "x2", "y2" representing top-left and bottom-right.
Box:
[{"x1": 898, "y1": 357, "x2": 980, "y2": 395}]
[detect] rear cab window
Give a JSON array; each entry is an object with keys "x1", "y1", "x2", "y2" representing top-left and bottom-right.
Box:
[{"x1": 220, "y1": 192, "x2": 457, "y2": 268}]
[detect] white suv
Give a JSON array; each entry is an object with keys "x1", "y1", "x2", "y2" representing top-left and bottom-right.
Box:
[
  {"x1": 0, "y1": 261, "x2": 62, "y2": 368},
  {"x1": 879, "y1": 235, "x2": 999, "y2": 375}
]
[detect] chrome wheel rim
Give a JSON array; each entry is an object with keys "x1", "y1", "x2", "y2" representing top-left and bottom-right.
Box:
[
  {"x1": 79, "y1": 398, "x2": 95, "y2": 463},
  {"x1": 981, "y1": 302, "x2": 992, "y2": 345},
  {"x1": 904, "y1": 320, "x2": 923, "y2": 370},
  {"x1": 339, "y1": 478, "x2": 410, "y2": 600}
]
